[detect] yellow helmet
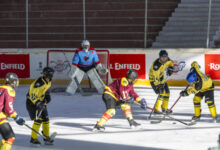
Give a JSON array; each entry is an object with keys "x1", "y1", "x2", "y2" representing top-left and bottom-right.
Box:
[{"x1": 191, "y1": 61, "x2": 200, "y2": 69}]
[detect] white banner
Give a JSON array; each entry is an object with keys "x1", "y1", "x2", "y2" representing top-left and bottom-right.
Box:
[
  {"x1": 30, "y1": 53, "x2": 47, "y2": 78},
  {"x1": 145, "y1": 53, "x2": 204, "y2": 80}
]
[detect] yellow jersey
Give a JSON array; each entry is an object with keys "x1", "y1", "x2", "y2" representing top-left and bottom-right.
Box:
[
  {"x1": 149, "y1": 58, "x2": 174, "y2": 85},
  {"x1": 27, "y1": 77, "x2": 51, "y2": 104}
]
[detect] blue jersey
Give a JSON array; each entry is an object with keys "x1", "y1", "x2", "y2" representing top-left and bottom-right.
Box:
[{"x1": 72, "y1": 47, "x2": 100, "y2": 67}]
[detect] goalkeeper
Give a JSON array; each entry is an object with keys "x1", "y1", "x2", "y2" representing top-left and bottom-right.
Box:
[{"x1": 66, "y1": 40, "x2": 108, "y2": 95}]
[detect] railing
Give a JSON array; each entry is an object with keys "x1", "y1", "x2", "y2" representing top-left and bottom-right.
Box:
[{"x1": 206, "y1": 0, "x2": 212, "y2": 48}]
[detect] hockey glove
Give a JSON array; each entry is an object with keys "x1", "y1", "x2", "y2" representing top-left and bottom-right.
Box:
[
  {"x1": 44, "y1": 94, "x2": 51, "y2": 104},
  {"x1": 139, "y1": 98, "x2": 147, "y2": 110},
  {"x1": 167, "y1": 67, "x2": 174, "y2": 76},
  {"x1": 14, "y1": 115, "x2": 25, "y2": 125},
  {"x1": 180, "y1": 90, "x2": 189, "y2": 97}
]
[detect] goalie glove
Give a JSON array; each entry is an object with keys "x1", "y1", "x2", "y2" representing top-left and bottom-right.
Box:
[{"x1": 96, "y1": 63, "x2": 108, "y2": 75}]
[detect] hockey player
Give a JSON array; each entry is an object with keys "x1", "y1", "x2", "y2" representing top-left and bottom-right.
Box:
[
  {"x1": 93, "y1": 70, "x2": 147, "y2": 131},
  {"x1": 149, "y1": 50, "x2": 174, "y2": 114},
  {"x1": 0, "y1": 73, "x2": 25, "y2": 150},
  {"x1": 26, "y1": 67, "x2": 55, "y2": 146},
  {"x1": 180, "y1": 61, "x2": 217, "y2": 122},
  {"x1": 66, "y1": 40, "x2": 108, "y2": 95}
]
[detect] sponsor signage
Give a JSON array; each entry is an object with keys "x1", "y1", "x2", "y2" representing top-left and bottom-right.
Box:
[
  {"x1": 205, "y1": 54, "x2": 220, "y2": 79},
  {"x1": 110, "y1": 54, "x2": 146, "y2": 79},
  {"x1": 0, "y1": 54, "x2": 30, "y2": 78}
]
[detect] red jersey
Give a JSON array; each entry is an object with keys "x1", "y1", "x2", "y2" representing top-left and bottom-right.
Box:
[
  {"x1": 0, "y1": 85, "x2": 17, "y2": 124},
  {"x1": 104, "y1": 77, "x2": 140, "y2": 101}
]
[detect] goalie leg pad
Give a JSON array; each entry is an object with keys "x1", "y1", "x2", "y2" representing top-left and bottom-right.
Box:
[
  {"x1": 87, "y1": 68, "x2": 106, "y2": 94},
  {"x1": 66, "y1": 67, "x2": 85, "y2": 95}
]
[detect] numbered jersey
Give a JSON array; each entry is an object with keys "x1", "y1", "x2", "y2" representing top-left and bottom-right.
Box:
[
  {"x1": 0, "y1": 85, "x2": 18, "y2": 124},
  {"x1": 27, "y1": 77, "x2": 51, "y2": 104},
  {"x1": 72, "y1": 47, "x2": 100, "y2": 67},
  {"x1": 104, "y1": 77, "x2": 140, "y2": 101}
]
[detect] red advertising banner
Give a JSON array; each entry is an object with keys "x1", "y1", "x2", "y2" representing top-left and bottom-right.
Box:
[
  {"x1": 0, "y1": 54, "x2": 30, "y2": 78},
  {"x1": 205, "y1": 54, "x2": 220, "y2": 80},
  {"x1": 110, "y1": 54, "x2": 146, "y2": 79}
]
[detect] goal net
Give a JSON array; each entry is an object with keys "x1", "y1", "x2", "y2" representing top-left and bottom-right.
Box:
[{"x1": 47, "y1": 49, "x2": 112, "y2": 92}]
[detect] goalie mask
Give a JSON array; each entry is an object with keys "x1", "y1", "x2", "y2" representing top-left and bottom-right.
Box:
[
  {"x1": 81, "y1": 40, "x2": 90, "y2": 53},
  {"x1": 5, "y1": 73, "x2": 19, "y2": 88},
  {"x1": 126, "y1": 70, "x2": 138, "y2": 83}
]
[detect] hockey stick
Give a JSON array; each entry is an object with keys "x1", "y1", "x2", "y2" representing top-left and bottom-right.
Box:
[
  {"x1": 148, "y1": 61, "x2": 186, "y2": 119},
  {"x1": 35, "y1": 102, "x2": 46, "y2": 120},
  {"x1": 163, "y1": 114, "x2": 195, "y2": 126},
  {"x1": 74, "y1": 77, "x2": 93, "y2": 96},
  {"x1": 167, "y1": 85, "x2": 190, "y2": 113},
  {"x1": 150, "y1": 85, "x2": 189, "y2": 124},
  {"x1": 24, "y1": 123, "x2": 57, "y2": 140},
  {"x1": 134, "y1": 102, "x2": 194, "y2": 126},
  {"x1": 148, "y1": 77, "x2": 169, "y2": 119}
]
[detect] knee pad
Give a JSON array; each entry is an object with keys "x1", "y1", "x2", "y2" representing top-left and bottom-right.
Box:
[
  {"x1": 159, "y1": 93, "x2": 169, "y2": 100},
  {"x1": 34, "y1": 118, "x2": 43, "y2": 124},
  {"x1": 42, "y1": 117, "x2": 49, "y2": 122},
  {"x1": 106, "y1": 108, "x2": 116, "y2": 117},
  {"x1": 193, "y1": 96, "x2": 202, "y2": 103},
  {"x1": 5, "y1": 137, "x2": 15, "y2": 145},
  {"x1": 121, "y1": 103, "x2": 131, "y2": 111},
  {"x1": 206, "y1": 100, "x2": 215, "y2": 107}
]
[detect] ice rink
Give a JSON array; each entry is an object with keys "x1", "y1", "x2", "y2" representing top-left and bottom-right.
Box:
[{"x1": 10, "y1": 85, "x2": 220, "y2": 150}]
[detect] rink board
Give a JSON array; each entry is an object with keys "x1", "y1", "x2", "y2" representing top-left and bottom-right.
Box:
[{"x1": 0, "y1": 48, "x2": 220, "y2": 86}]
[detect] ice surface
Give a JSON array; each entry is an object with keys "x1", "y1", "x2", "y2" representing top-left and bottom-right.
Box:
[{"x1": 9, "y1": 85, "x2": 220, "y2": 150}]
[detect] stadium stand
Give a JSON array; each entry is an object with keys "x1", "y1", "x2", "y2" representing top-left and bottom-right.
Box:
[
  {"x1": 152, "y1": 0, "x2": 220, "y2": 48},
  {"x1": 0, "y1": 0, "x2": 181, "y2": 48}
]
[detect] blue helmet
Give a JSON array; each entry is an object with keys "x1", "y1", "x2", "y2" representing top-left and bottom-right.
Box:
[{"x1": 186, "y1": 72, "x2": 197, "y2": 83}]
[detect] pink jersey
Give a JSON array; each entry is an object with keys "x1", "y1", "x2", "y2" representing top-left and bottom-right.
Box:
[
  {"x1": 104, "y1": 77, "x2": 139, "y2": 101},
  {"x1": 0, "y1": 85, "x2": 17, "y2": 124}
]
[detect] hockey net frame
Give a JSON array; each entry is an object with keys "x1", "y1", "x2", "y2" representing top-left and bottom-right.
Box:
[{"x1": 47, "y1": 49, "x2": 112, "y2": 92}]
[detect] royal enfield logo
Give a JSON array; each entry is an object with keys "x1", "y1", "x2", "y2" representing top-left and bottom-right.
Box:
[
  {"x1": 0, "y1": 63, "x2": 25, "y2": 70},
  {"x1": 111, "y1": 63, "x2": 141, "y2": 70},
  {"x1": 209, "y1": 63, "x2": 220, "y2": 71}
]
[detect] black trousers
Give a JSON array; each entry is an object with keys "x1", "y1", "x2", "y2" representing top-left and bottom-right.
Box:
[
  {"x1": 0, "y1": 123, "x2": 15, "y2": 140},
  {"x1": 150, "y1": 82, "x2": 170, "y2": 94},
  {"x1": 26, "y1": 98, "x2": 49, "y2": 122},
  {"x1": 102, "y1": 94, "x2": 123, "y2": 109}
]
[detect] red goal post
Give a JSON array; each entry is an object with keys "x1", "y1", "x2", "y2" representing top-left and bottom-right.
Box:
[{"x1": 47, "y1": 49, "x2": 111, "y2": 87}]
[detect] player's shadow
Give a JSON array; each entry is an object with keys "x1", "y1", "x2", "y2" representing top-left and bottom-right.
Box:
[
  {"x1": 132, "y1": 108, "x2": 218, "y2": 124},
  {"x1": 53, "y1": 121, "x2": 132, "y2": 131},
  {"x1": 13, "y1": 133, "x2": 168, "y2": 150},
  {"x1": 53, "y1": 125, "x2": 220, "y2": 136},
  {"x1": 53, "y1": 122, "x2": 92, "y2": 131}
]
